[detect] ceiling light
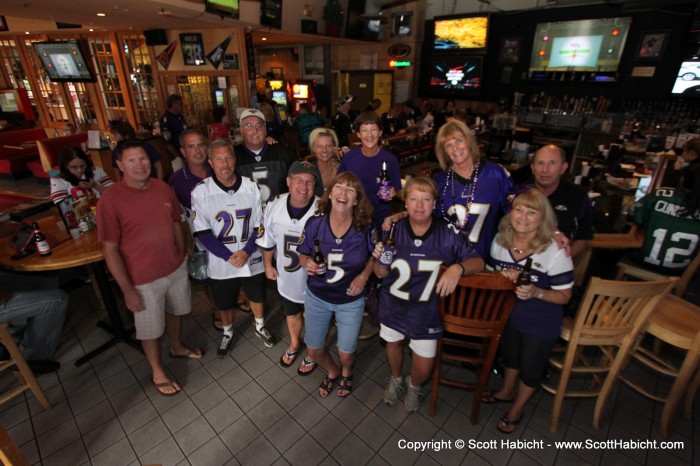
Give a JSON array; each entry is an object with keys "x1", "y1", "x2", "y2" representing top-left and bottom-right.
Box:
[
  {"x1": 262, "y1": 37, "x2": 267, "y2": 41},
  {"x1": 97, "y1": 13, "x2": 106, "y2": 17},
  {"x1": 89, "y1": 28, "x2": 94, "y2": 32},
  {"x1": 25, "y1": 31, "x2": 30, "y2": 35}
]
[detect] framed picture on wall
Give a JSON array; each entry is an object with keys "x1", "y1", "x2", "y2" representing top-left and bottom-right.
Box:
[
  {"x1": 499, "y1": 37, "x2": 521, "y2": 64},
  {"x1": 179, "y1": 33, "x2": 205, "y2": 65},
  {"x1": 636, "y1": 30, "x2": 669, "y2": 61}
]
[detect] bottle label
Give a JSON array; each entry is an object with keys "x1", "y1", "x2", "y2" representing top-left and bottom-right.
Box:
[
  {"x1": 315, "y1": 262, "x2": 327, "y2": 275},
  {"x1": 378, "y1": 246, "x2": 395, "y2": 266},
  {"x1": 378, "y1": 181, "x2": 392, "y2": 201},
  {"x1": 36, "y1": 240, "x2": 51, "y2": 255}
]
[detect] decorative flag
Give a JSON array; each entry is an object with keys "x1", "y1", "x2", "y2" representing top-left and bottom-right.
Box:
[
  {"x1": 156, "y1": 41, "x2": 178, "y2": 70},
  {"x1": 207, "y1": 34, "x2": 234, "y2": 69}
]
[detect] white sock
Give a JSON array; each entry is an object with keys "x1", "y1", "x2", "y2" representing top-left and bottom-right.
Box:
[
  {"x1": 407, "y1": 375, "x2": 419, "y2": 389},
  {"x1": 223, "y1": 325, "x2": 233, "y2": 337},
  {"x1": 255, "y1": 317, "x2": 264, "y2": 331}
]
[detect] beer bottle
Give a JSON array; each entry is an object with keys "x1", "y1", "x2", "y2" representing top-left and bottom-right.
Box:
[
  {"x1": 313, "y1": 239, "x2": 326, "y2": 276},
  {"x1": 516, "y1": 258, "x2": 532, "y2": 286},
  {"x1": 377, "y1": 159, "x2": 392, "y2": 201},
  {"x1": 378, "y1": 221, "x2": 396, "y2": 266},
  {"x1": 32, "y1": 222, "x2": 52, "y2": 257}
]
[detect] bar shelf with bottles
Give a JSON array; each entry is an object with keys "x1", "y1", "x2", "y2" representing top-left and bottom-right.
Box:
[{"x1": 380, "y1": 129, "x2": 439, "y2": 179}]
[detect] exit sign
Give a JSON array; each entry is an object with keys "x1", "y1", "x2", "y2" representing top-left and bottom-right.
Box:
[{"x1": 389, "y1": 60, "x2": 412, "y2": 68}]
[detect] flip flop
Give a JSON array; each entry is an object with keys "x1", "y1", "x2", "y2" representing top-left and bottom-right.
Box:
[
  {"x1": 297, "y1": 358, "x2": 318, "y2": 376},
  {"x1": 497, "y1": 414, "x2": 521, "y2": 434},
  {"x1": 481, "y1": 391, "x2": 514, "y2": 404},
  {"x1": 169, "y1": 347, "x2": 204, "y2": 360},
  {"x1": 280, "y1": 348, "x2": 302, "y2": 367},
  {"x1": 337, "y1": 375, "x2": 353, "y2": 398},
  {"x1": 153, "y1": 379, "x2": 181, "y2": 397},
  {"x1": 319, "y1": 375, "x2": 339, "y2": 398}
]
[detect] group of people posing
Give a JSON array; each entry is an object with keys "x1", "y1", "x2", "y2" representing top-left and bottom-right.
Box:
[{"x1": 44, "y1": 102, "x2": 700, "y2": 436}]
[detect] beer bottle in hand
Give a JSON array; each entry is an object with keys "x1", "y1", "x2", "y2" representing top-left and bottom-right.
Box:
[
  {"x1": 32, "y1": 222, "x2": 52, "y2": 257},
  {"x1": 378, "y1": 221, "x2": 396, "y2": 266},
  {"x1": 313, "y1": 239, "x2": 326, "y2": 276},
  {"x1": 516, "y1": 258, "x2": 532, "y2": 286},
  {"x1": 377, "y1": 159, "x2": 392, "y2": 201}
]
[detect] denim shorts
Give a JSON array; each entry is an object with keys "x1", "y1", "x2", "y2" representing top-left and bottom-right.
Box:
[{"x1": 304, "y1": 288, "x2": 365, "y2": 354}]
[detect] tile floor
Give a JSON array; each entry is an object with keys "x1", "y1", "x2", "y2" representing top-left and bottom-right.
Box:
[{"x1": 1, "y1": 278, "x2": 698, "y2": 466}]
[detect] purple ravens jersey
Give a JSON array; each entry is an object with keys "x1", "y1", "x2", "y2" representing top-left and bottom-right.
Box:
[
  {"x1": 434, "y1": 160, "x2": 513, "y2": 260},
  {"x1": 379, "y1": 218, "x2": 480, "y2": 340},
  {"x1": 488, "y1": 239, "x2": 574, "y2": 339},
  {"x1": 298, "y1": 215, "x2": 376, "y2": 304}
]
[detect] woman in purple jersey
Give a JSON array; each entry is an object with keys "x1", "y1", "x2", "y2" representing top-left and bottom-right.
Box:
[
  {"x1": 484, "y1": 188, "x2": 573, "y2": 434},
  {"x1": 373, "y1": 177, "x2": 483, "y2": 412},
  {"x1": 298, "y1": 172, "x2": 376, "y2": 398},
  {"x1": 384, "y1": 120, "x2": 513, "y2": 260}
]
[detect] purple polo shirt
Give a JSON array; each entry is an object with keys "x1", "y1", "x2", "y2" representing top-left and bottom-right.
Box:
[{"x1": 168, "y1": 164, "x2": 213, "y2": 210}]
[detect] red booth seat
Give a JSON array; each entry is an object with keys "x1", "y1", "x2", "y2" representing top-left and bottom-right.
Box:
[
  {"x1": 0, "y1": 128, "x2": 47, "y2": 177},
  {"x1": 28, "y1": 133, "x2": 88, "y2": 179}
]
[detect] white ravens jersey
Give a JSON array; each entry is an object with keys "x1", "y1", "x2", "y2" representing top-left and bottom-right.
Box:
[
  {"x1": 191, "y1": 176, "x2": 264, "y2": 279},
  {"x1": 257, "y1": 193, "x2": 319, "y2": 303}
]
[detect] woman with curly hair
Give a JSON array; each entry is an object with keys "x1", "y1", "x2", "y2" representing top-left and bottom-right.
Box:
[
  {"x1": 50, "y1": 147, "x2": 113, "y2": 204},
  {"x1": 297, "y1": 172, "x2": 376, "y2": 398}
]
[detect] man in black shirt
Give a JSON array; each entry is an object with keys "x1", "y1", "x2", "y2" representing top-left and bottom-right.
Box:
[{"x1": 332, "y1": 95, "x2": 355, "y2": 148}]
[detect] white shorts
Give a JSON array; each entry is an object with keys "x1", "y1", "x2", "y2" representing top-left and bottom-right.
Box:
[{"x1": 380, "y1": 324, "x2": 437, "y2": 358}]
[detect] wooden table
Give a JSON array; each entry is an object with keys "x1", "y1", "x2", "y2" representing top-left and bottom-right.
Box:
[{"x1": 0, "y1": 217, "x2": 140, "y2": 366}]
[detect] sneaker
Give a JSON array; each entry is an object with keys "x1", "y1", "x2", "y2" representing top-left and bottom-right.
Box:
[
  {"x1": 217, "y1": 334, "x2": 234, "y2": 358},
  {"x1": 255, "y1": 326, "x2": 275, "y2": 347},
  {"x1": 383, "y1": 376, "x2": 404, "y2": 406},
  {"x1": 404, "y1": 375, "x2": 421, "y2": 412}
]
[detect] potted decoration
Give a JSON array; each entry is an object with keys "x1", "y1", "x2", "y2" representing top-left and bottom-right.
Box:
[{"x1": 323, "y1": 0, "x2": 344, "y2": 37}]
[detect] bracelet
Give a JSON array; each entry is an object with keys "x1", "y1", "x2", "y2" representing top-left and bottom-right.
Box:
[
  {"x1": 357, "y1": 274, "x2": 367, "y2": 282},
  {"x1": 456, "y1": 263, "x2": 465, "y2": 276},
  {"x1": 536, "y1": 289, "x2": 545, "y2": 300}
]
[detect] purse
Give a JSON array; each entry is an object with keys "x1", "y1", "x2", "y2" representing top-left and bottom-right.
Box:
[{"x1": 187, "y1": 251, "x2": 208, "y2": 281}]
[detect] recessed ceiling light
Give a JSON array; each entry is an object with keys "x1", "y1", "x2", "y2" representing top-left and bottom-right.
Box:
[
  {"x1": 25, "y1": 31, "x2": 30, "y2": 34},
  {"x1": 262, "y1": 37, "x2": 267, "y2": 41},
  {"x1": 97, "y1": 13, "x2": 106, "y2": 17},
  {"x1": 89, "y1": 28, "x2": 94, "y2": 32}
]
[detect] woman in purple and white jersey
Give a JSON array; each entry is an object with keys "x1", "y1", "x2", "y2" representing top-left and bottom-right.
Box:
[
  {"x1": 373, "y1": 177, "x2": 484, "y2": 412},
  {"x1": 298, "y1": 172, "x2": 376, "y2": 398},
  {"x1": 485, "y1": 187, "x2": 574, "y2": 434}
]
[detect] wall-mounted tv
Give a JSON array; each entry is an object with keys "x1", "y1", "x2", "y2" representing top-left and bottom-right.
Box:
[
  {"x1": 528, "y1": 17, "x2": 631, "y2": 82},
  {"x1": 32, "y1": 40, "x2": 95, "y2": 83},
  {"x1": 422, "y1": 56, "x2": 482, "y2": 97},
  {"x1": 672, "y1": 57, "x2": 700, "y2": 97},
  {"x1": 205, "y1": 0, "x2": 239, "y2": 19},
  {"x1": 432, "y1": 14, "x2": 489, "y2": 52}
]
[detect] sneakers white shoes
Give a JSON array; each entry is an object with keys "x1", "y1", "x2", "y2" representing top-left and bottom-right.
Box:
[
  {"x1": 217, "y1": 334, "x2": 234, "y2": 358},
  {"x1": 383, "y1": 376, "x2": 404, "y2": 406},
  {"x1": 404, "y1": 375, "x2": 421, "y2": 412},
  {"x1": 255, "y1": 325, "x2": 276, "y2": 347}
]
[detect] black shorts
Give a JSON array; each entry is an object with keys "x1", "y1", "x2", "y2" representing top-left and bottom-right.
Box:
[
  {"x1": 500, "y1": 324, "x2": 558, "y2": 388},
  {"x1": 281, "y1": 296, "x2": 304, "y2": 316},
  {"x1": 209, "y1": 273, "x2": 266, "y2": 310}
]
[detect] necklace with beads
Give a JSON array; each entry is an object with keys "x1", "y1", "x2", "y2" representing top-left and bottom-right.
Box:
[{"x1": 441, "y1": 161, "x2": 480, "y2": 229}]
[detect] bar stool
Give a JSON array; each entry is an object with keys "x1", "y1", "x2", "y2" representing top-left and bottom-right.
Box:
[
  {"x1": 594, "y1": 294, "x2": 700, "y2": 438},
  {"x1": 0, "y1": 323, "x2": 51, "y2": 411},
  {"x1": 615, "y1": 251, "x2": 700, "y2": 298}
]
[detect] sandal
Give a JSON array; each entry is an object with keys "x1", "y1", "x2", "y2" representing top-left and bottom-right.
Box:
[
  {"x1": 153, "y1": 379, "x2": 181, "y2": 397},
  {"x1": 297, "y1": 358, "x2": 318, "y2": 376},
  {"x1": 481, "y1": 391, "x2": 513, "y2": 404},
  {"x1": 337, "y1": 375, "x2": 353, "y2": 398},
  {"x1": 319, "y1": 375, "x2": 340, "y2": 398},
  {"x1": 169, "y1": 347, "x2": 203, "y2": 359},
  {"x1": 279, "y1": 347, "x2": 302, "y2": 367},
  {"x1": 497, "y1": 414, "x2": 521, "y2": 434}
]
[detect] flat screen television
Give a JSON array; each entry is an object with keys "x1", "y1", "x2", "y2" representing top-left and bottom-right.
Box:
[
  {"x1": 32, "y1": 40, "x2": 95, "y2": 82},
  {"x1": 205, "y1": 0, "x2": 239, "y2": 19},
  {"x1": 528, "y1": 17, "x2": 631, "y2": 82},
  {"x1": 422, "y1": 56, "x2": 482, "y2": 97},
  {"x1": 432, "y1": 14, "x2": 489, "y2": 52},
  {"x1": 672, "y1": 57, "x2": 700, "y2": 97}
]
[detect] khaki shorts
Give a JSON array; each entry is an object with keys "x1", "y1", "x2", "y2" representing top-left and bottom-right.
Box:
[
  {"x1": 133, "y1": 260, "x2": 191, "y2": 340},
  {"x1": 380, "y1": 324, "x2": 437, "y2": 358}
]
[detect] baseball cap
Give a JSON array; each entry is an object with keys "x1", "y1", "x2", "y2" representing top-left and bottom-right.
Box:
[
  {"x1": 239, "y1": 108, "x2": 265, "y2": 126},
  {"x1": 338, "y1": 95, "x2": 354, "y2": 107},
  {"x1": 288, "y1": 160, "x2": 318, "y2": 180}
]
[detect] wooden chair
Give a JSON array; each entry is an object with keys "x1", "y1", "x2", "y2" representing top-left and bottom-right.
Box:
[
  {"x1": 0, "y1": 323, "x2": 51, "y2": 411},
  {"x1": 543, "y1": 277, "x2": 676, "y2": 432},
  {"x1": 429, "y1": 271, "x2": 516, "y2": 424},
  {"x1": 616, "y1": 251, "x2": 700, "y2": 298},
  {"x1": 594, "y1": 294, "x2": 700, "y2": 437},
  {"x1": 0, "y1": 424, "x2": 29, "y2": 466}
]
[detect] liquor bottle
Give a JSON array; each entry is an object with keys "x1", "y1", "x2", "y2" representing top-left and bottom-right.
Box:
[
  {"x1": 313, "y1": 239, "x2": 326, "y2": 276},
  {"x1": 377, "y1": 159, "x2": 392, "y2": 201},
  {"x1": 516, "y1": 258, "x2": 532, "y2": 286},
  {"x1": 32, "y1": 222, "x2": 52, "y2": 257},
  {"x1": 378, "y1": 221, "x2": 396, "y2": 266}
]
